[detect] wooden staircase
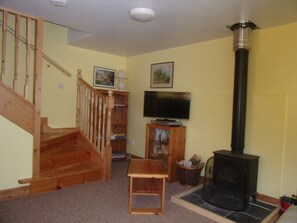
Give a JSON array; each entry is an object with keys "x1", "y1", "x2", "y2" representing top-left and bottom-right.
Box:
[
  {"x1": 26, "y1": 122, "x2": 104, "y2": 195},
  {"x1": 1, "y1": 7, "x2": 114, "y2": 197}
]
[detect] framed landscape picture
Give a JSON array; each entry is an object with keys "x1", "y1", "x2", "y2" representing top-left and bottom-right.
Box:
[
  {"x1": 150, "y1": 61, "x2": 174, "y2": 88},
  {"x1": 93, "y1": 66, "x2": 116, "y2": 88}
]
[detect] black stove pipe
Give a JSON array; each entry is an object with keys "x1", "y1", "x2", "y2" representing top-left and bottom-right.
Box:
[
  {"x1": 228, "y1": 21, "x2": 258, "y2": 154},
  {"x1": 231, "y1": 48, "x2": 249, "y2": 154}
]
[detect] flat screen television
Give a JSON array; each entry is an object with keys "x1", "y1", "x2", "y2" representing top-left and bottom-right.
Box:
[{"x1": 143, "y1": 91, "x2": 191, "y2": 120}]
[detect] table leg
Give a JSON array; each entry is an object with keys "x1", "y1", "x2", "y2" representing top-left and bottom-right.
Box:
[
  {"x1": 129, "y1": 176, "x2": 133, "y2": 213},
  {"x1": 161, "y1": 177, "x2": 166, "y2": 214}
]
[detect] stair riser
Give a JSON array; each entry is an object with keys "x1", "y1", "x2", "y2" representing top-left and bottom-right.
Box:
[
  {"x1": 41, "y1": 133, "x2": 81, "y2": 153},
  {"x1": 30, "y1": 169, "x2": 103, "y2": 195},
  {"x1": 40, "y1": 149, "x2": 92, "y2": 173}
]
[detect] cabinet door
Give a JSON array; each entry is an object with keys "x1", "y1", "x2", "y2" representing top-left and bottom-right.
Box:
[
  {"x1": 145, "y1": 124, "x2": 186, "y2": 182},
  {"x1": 146, "y1": 126, "x2": 170, "y2": 169}
]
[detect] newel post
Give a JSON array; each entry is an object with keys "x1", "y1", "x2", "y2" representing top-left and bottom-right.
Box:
[
  {"x1": 32, "y1": 18, "x2": 43, "y2": 178},
  {"x1": 104, "y1": 90, "x2": 114, "y2": 179},
  {"x1": 76, "y1": 69, "x2": 82, "y2": 129}
]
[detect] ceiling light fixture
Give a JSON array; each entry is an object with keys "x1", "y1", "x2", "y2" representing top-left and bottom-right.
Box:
[
  {"x1": 50, "y1": 0, "x2": 67, "y2": 6},
  {"x1": 129, "y1": 8, "x2": 155, "y2": 22}
]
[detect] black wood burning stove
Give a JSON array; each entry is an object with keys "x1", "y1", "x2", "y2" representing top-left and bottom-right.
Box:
[
  {"x1": 202, "y1": 149, "x2": 259, "y2": 211},
  {"x1": 211, "y1": 150, "x2": 259, "y2": 210},
  {"x1": 202, "y1": 21, "x2": 260, "y2": 211}
]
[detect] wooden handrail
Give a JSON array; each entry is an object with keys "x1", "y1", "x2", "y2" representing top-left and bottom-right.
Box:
[
  {"x1": 42, "y1": 53, "x2": 72, "y2": 77},
  {"x1": 77, "y1": 70, "x2": 106, "y2": 100}
]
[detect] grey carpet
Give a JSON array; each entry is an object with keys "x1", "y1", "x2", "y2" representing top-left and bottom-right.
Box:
[{"x1": 0, "y1": 160, "x2": 217, "y2": 223}]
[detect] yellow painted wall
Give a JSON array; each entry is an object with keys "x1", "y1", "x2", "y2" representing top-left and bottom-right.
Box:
[
  {"x1": 0, "y1": 116, "x2": 33, "y2": 190},
  {"x1": 126, "y1": 22, "x2": 297, "y2": 198},
  {"x1": 41, "y1": 22, "x2": 126, "y2": 127}
]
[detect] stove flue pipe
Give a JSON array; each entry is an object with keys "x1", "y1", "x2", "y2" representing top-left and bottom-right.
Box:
[{"x1": 227, "y1": 21, "x2": 258, "y2": 154}]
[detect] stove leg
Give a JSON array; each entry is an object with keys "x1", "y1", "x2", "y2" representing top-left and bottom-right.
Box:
[{"x1": 252, "y1": 194, "x2": 257, "y2": 203}]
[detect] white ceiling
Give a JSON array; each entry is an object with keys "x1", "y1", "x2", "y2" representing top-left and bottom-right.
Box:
[{"x1": 1, "y1": 0, "x2": 297, "y2": 57}]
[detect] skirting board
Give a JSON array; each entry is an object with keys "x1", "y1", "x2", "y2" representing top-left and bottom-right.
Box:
[{"x1": 0, "y1": 185, "x2": 30, "y2": 201}]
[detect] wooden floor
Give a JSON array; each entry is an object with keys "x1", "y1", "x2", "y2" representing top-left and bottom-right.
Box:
[{"x1": 30, "y1": 129, "x2": 104, "y2": 195}]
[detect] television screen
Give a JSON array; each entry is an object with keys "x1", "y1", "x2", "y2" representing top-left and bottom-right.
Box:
[{"x1": 143, "y1": 91, "x2": 191, "y2": 120}]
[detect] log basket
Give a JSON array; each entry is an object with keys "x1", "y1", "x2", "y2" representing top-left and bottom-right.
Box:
[{"x1": 177, "y1": 162, "x2": 205, "y2": 186}]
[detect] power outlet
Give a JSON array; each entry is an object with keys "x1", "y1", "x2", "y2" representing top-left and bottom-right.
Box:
[
  {"x1": 57, "y1": 82, "x2": 64, "y2": 89},
  {"x1": 127, "y1": 139, "x2": 135, "y2": 145}
]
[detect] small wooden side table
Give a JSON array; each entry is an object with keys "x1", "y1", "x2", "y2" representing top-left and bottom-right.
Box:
[{"x1": 127, "y1": 159, "x2": 168, "y2": 215}]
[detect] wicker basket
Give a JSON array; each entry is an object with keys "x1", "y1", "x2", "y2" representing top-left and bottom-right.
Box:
[{"x1": 176, "y1": 162, "x2": 204, "y2": 186}]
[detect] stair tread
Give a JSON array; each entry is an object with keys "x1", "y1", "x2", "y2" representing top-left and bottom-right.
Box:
[
  {"x1": 40, "y1": 141, "x2": 101, "y2": 172},
  {"x1": 40, "y1": 130, "x2": 82, "y2": 154},
  {"x1": 41, "y1": 129, "x2": 79, "y2": 142},
  {"x1": 41, "y1": 143, "x2": 90, "y2": 156},
  {"x1": 40, "y1": 153, "x2": 92, "y2": 172}
]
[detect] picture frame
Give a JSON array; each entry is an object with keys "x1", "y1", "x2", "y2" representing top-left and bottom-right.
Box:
[
  {"x1": 150, "y1": 61, "x2": 174, "y2": 88},
  {"x1": 93, "y1": 66, "x2": 116, "y2": 88}
]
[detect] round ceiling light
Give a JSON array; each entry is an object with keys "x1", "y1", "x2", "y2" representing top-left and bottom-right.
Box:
[{"x1": 129, "y1": 8, "x2": 155, "y2": 22}]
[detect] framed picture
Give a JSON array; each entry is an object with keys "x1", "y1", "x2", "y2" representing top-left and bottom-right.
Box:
[
  {"x1": 150, "y1": 61, "x2": 174, "y2": 88},
  {"x1": 93, "y1": 66, "x2": 116, "y2": 88}
]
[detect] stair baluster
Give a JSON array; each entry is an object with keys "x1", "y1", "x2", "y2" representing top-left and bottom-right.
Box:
[
  {"x1": 24, "y1": 16, "x2": 31, "y2": 99},
  {"x1": 13, "y1": 14, "x2": 20, "y2": 91},
  {"x1": 1, "y1": 10, "x2": 7, "y2": 82}
]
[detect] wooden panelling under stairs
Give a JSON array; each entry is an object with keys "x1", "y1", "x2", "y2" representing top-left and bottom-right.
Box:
[
  {"x1": 29, "y1": 129, "x2": 104, "y2": 195},
  {"x1": 0, "y1": 82, "x2": 34, "y2": 134}
]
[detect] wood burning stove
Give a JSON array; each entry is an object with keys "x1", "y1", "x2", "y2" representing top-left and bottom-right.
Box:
[
  {"x1": 202, "y1": 21, "x2": 260, "y2": 211},
  {"x1": 202, "y1": 150, "x2": 259, "y2": 211},
  {"x1": 213, "y1": 151, "x2": 259, "y2": 199}
]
